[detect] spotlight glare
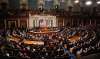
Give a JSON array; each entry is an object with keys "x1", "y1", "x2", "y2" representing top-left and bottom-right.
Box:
[
  {"x1": 97, "y1": 1, "x2": 100, "y2": 4},
  {"x1": 85, "y1": 1, "x2": 92, "y2": 6},
  {"x1": 74, "y1": 0, "x2": 79, "y2": 3}
]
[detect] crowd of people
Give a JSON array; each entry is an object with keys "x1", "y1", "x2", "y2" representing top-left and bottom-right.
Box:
[{"x1": 0, "y1": 25, "x2": 100, "y2": 59}]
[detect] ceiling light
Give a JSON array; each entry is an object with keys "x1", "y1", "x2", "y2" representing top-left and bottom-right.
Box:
[{"x1": 85, "y1": 1, "x2": 92, "y2": 6}]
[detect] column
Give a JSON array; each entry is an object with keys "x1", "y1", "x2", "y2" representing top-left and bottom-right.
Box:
[
  {"x1": 20, "y1": 0, "x2": 28, "y2": 9},
  {"x1": 4, "y1": 19, "x2": 6, "y2": 30},
  {"x1": 18, "y1": 19, "x2": 20, "y2": 28},
  {"x1": 54, "y1": 0, "x2": 60, "y2": 6},
  {"x1": 53, "y1": 0, "x2": 60, "y2": 9},
  {"x1": 66, "y1": 0, "x2": 73, "y2": 11}
]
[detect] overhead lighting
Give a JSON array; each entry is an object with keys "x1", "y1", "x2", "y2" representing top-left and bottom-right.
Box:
[
  {"x1": 74, "y1": 0, "x2": 79, "y2": 3},
  {"x1": 85, "y1": 1, "x2": 92, "y2": 6},
  {"x1": 97, "y1": 1, "x2": 100, "y2": 4}
]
